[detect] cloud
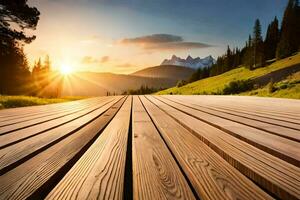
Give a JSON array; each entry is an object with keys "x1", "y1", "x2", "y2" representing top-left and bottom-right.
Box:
[
  {"x1": 100, "y1": 56, "x2": 110, "y2": 63},
  {"x1": 119, "y1": 33, "x2": 212, "y2": 50},
  {"x1": 81, "y1": 56, "x2": 110, "y2": 64},
  {"x1": 120, "y1": 34, "x2": 183, "y2": 44},
  {"x1": 115, "y1": 63, "x2": 136, "y2": 68},
  {"x1": 81, "y1": 56, "x2": 97, "y2": 64},
  {"x1": 145, "y1": 42, "x2": 211, "y2": 50}
]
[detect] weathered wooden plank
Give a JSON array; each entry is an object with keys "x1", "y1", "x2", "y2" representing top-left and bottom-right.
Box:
[
  {"x1": 0, "y1": 97, "x2": 117, "y2": 148},
  {"x1": 170, "y1": 95, "x2": 300, "y2": 119},
  {"x1": 132, "y1": 96, "x2": 195, "y2": 200},
  {"x1": 0, "y1": 97, "x2": 122, "y2": 173},
  {"x1": 146, "y1": 95, "x2": 300, "y2": 200},
  {"x1": 155, "y1": 96, "x2": 300, "y2": 167},
  {"x1": 0, "y1": 97, "x2": 100, "y2": 119},
  {"x1": 0, "y1": 98, "x2": 111, "y2": 134},
  {"x1": 140, "y1": 96, "x2": 272, "y2": 200},
  {"x1": 0, "y1": 97, "x2": 101, "y2": 127},
  {"x1": 0, "y1": 97, "x2": 126, "y2": 200},
  {"x1": 163, "y1": 96, "x2": 300, "y2": 142},
  {"x1": 169, "y1": 95, "x2": 300, "y2": 125},
  {"x1": 46, "y1": 97, "x2": 132, "y2": 200}
]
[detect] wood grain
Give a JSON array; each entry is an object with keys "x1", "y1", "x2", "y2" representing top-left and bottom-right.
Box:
[
  {"x1": 0, "y1": 95, "x2": 298, "y2": 199},
  {"x1": 0, "y1": 97, "x2": 101, "y2": 127},
  {"x1": 140, "y1": 96, "x2": 272, "y2": 200},
  {"x1": 155, "y1": 96, "x2": 300, "y2": 166},
  {"x1": 46, "y1": 97, "x2": 131, "y2": 200},
  {"x1": 0, "y1": 97, "x2": 101, "y2": 119},
  {"x1": 132, "y1": 96, "x2": 195, "y2": 200},
  {"x1": 146, "y1": 95, "x2": 300, "y2": 200},
  {"x1": 0, "y1": 97, "x2": 122, "y2": 173},
  {"x1": 0, "y1": 97, "x2": 116, "y2": 148},
  {"x1": 0, "y1": 97, "x2": 126, "y2": 200},
  {"x1": 163, "y1": 96, "x2": 300, "y2": 142}
]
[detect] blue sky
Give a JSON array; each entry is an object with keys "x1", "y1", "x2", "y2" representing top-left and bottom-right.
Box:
[{"x1": 26, "y1": 0, "x2": 288, "y2": 73}]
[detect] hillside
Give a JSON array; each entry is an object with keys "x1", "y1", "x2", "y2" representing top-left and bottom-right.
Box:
[
  {"x1": 61, "y1": 72, "x2": 176, "y2": 96},
  {"x1": 131, "y1": 65, "x2": 195, "y2": 80},
  {"x1": 241, "y1": 71, "x2": 300, "y2": 99},
  {"x1": 157, "y1": 53, "x2": 300, "y2": 96}
]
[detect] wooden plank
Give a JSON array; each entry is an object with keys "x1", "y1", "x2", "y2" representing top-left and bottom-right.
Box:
[
  {"x1": 0, "y1": 97, "x2": 100, "y2": 119},
  {"x1": 0, "y1": 97, "x2": 122, "y2": 173},
  {"x1": 140, "y1": 96, "x2": 272, "y2": 200},
  {"x1": 146, "y1": 95, "x2": 300, "y2": 200},
  {"x1": 0, "y1": 97, "x2": 126, "y2": 199},
  {"x1": 0, "y1": 97, "x2": 117, "y2": 148},
  {"x1": 0, "y1": 97, "x2": 101, "y2": 127},
  {"x1": 188, "y1": 103, "x2": 300, "y2": 130},
  {"x1": 170, "y1": 95, "x2": 300, "y2": 119},
  {"x1": 131, "y1": 96, "x2": 195, "y2": 200},
  {"x1": 163, "y1": 96, "x2": 300, "y2": 142},
  {"x1": 155, "y1": 96, "x2": 300, "y2": 167},
  {"x1": 169, "y1": 95, "x2": 300, "y2": 124},
  {"x1": 0, "y1": 97, "x2": 115, "y2": 135},
  {"x1": 45, "y1": 97, "x2": 132, "y2": 200}
]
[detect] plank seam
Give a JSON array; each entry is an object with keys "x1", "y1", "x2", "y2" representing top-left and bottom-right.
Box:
[
  {"x1": 26, "y1": 96, "x2": 128, "y2": 199},
  {"x1": 139, "y1": 96, "x2": 200, "y2": 200},
  {"x1": 0, "y1": 97, "x2": 125, "y2": 175},
  {"x1": 0, "y1": 99, "x2": 117, "y2": 149},
  {"x1": 162, "y1": 96, "x2": 300, "y2": 142},
  {"x1": 0, "y1": 100, "x2": 109, "y2": 136},
  {"x1": 0, "y1": 100, "x2": 97, "y2": 128},
  {"x1": 155, "y1": 96, "x2": 300, "y2": 167},
  {"x1": 123, "y1": 96, "x2": 133, "y2": 200},
  {"x1": 146, "y1": 96, "x2": 296, "y2": 199}
]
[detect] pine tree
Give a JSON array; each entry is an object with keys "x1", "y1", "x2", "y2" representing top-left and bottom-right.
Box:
[
  {"x1": 225, "y1": 45, "x2": 233, "y2": 70},
  {"x1": 242, "y1": 35, "x2": 254, "y2": 69},
  {"x1": 252, "y1": 19, "x2": 265, "y2": 68},
  {"x1": 276, "y1": 0, "x2": 296, "y2": 58},
  {"x1": 0, "y1": 1, "x2": 40, "y2": 95},
  {"x1": 294, "y1": 0, "x2": 300, "y2": 51},
  {"x1": 264, "y1": 17, "x2": 280, "y2": 60}
]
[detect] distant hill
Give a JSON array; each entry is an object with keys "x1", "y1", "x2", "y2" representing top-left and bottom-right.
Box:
[
  {"x1": 131, "y1": 65, "x2": 195, "y2": 80},
  {"x1": 157, "y1": 53, "x2": 300, "y2": 97},
  {"x1": 61, "y1": 72, "x2": 176, "y2": 96}
]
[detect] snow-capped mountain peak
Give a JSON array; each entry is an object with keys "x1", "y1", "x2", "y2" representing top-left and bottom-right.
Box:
[{"x1": 161, "y1": 55, "x2": 215, "y2": 69}]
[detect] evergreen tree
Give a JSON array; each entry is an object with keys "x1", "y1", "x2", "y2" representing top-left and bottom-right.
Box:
[
  {"x1": 264, "y1": 16, "x2": 280, "y2": 60},
  {"x1": 294, "y1": 0, "x2": 300, "y2": 51},
  {"x1": 225, "y1": 45, "x2": 233, "y2": 70},
  {"x1": 276, "y1": 0, "x2": 298, "y2": 58},
  {"x1": 252, "y1": 19, "x2": 265, "y2": 68},
  {"x1": 242, "y1": 35, "x2": 254, "y2": 69},
  {"x1": 0, "y1": 0, "x2": 40, "y2": 94}
]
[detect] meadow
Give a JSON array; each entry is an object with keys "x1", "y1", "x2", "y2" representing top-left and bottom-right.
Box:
[
  {"x1": 157, "y1": 52, "x2": 300, "y2": 99},
  {"x1": 0, "y1": 95, "x2": 87, "y2": 109}
]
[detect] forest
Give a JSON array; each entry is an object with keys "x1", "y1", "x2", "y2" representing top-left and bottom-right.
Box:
[
  {"x1": 0, "y1": 0, "x2": 61, "y2": 97},
  {"x1": 189, "y1": 0, "x2": 300, "y2": 83}
]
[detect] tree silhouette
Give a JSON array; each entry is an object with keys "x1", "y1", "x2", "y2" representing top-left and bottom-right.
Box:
[
  {"x1": 0, "y1": 0, "x2": 40, "y2": 94},
  {"x1": 264, "y1": 17, "x2": 280, "y2": 60},
  {"x1": 276, "y1": 0, "x2": 299, "y2": 58},
  {"x1": 252, "y1": 19, "x2": 265, "y2": 68}
]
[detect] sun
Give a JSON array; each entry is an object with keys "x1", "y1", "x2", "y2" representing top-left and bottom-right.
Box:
[{"x1": 60, "y1": 64, "x2": 73, "y2": 75}]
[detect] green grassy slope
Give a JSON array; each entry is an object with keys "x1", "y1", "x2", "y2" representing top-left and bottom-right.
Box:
[
  {"x1": 241, "y1": 71, "x2": 300, "y2": 99},
  {"x1": 0, "y1": 96, "x2": 87, "y2": 109},
  {"x1": 157, "y1": 53, "x2": 300, "y2": 95}
]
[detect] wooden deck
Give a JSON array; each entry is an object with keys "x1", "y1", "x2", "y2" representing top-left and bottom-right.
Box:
[{"x1": 0, "y1": 95, "x2": 299, "y2": 200}]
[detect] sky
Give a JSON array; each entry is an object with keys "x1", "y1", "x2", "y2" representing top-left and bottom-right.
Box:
[{"x1": 25, "y1": 0, "x2": 287, "y2": 74}]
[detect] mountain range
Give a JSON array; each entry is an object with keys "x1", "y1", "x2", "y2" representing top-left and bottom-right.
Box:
[
  {"x1": 61, "y1": 65, "x2": 194, "y2": 96},
  {"x1": 161, "y1": 55, "x2": 216, "y2": 69},
  {"x1": 61, "y1": 56, "x2": 213, "y2": 96}
]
